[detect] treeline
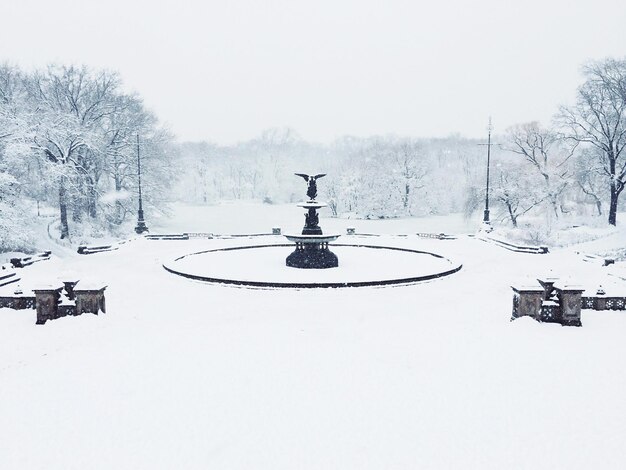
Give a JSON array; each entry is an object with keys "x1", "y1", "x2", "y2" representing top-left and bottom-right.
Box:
[
  {"x1": 174, "y1": 57, "x2": 626, "y2": 231},
  {"x1": 2, "y1": 58, "x2": 626, "y2": 251},
  {"x1": 174, "y1": 129, "x2": 485, "y2": 218},
  {"x1": 0, "y1": 64, "x2": 173, "y2": 250}
]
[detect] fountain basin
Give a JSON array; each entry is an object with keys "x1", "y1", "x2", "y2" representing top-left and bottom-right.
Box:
[
  {"x1": 284, "y1": 234, "x2": 341, "y2": 269},
  {"x1": 297, "y1": 201, "x2": 327, "y2": 209},
  {"x1": 284, "y1": 234, "x2": 340, "y2": 244},
  {"x1": 163, "y1": 243, "x2": 462, "y2": 288}
]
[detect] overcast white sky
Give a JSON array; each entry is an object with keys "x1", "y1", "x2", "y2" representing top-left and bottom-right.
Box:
[{"x1": 2, "y1": 0, "x2": 625, "y2": 143}]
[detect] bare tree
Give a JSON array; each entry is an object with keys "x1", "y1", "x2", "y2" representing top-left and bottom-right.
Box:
[
  {"x1": 492, "y1": 164, "x2": 544, "y2": 227},
  {"x1": 574, "y1": 148, "x2": 606, "y2": 216},
  {"x1": 391, "y1": 140, "x2": 427, "y2": 214},
  {"x1": 22, "y1": 66, "x2": 121, "y2": 237},
  {"x1": 505, "y1": 122, "x2": 576, "y2": 219},
  {"x1": 0, "y1": 64, "x2": 25, "y2": 142},
  {"x1": 558, "y1": 58, "x2": 626, "y2": 225}
]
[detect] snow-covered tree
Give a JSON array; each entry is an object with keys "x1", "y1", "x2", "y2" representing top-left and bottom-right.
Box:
[
  {"x1": 505, "y1": 122, "x2": 576, "y2": 220},
  {"x1": 492, "y1": 162, "x2": 544, "y2": 228},
  {"x1": 0, "y1": 63, "x2": 174, "y2": 246},
  {"x1": 558, "y1": 58, "x2": 626, "y2": 226}
]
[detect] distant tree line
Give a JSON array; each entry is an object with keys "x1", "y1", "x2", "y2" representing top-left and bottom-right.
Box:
[
  {"x1": 173, "y1": 130, "x2": 481, "y2": 219},
  {"x1": 0, "y1": 64, "x2": 174, "y2": 250},
  {"x1": 174, "y1": 57, "x2": 626, "y2": 233}
]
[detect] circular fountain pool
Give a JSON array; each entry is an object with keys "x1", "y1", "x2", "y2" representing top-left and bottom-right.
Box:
[{"x1": 163, "y1": 243, "x2": 462, "y2": 288}]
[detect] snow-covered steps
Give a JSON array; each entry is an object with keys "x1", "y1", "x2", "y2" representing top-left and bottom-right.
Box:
[
  {"x1": 477, "y1": 234, "x2": 549, "y2": 254},
  {"x1": 76, "y1": 237, "x2": 142, "y2": 255},
  {"x1": 77, "y1": 244, "x2": 119, "y2": 255},
  {"x1": 0, "y1": 271, "x2": 20, "y2": 288},
  {"x1": 145, "y1": 234, "x2": 190, "y2": 240},
  {"x1": 10, "y1": 251, "x2": 52, "y2": 267},
  {"x1": 577, "y1": 252, "x2": 615, "y2": 266}
]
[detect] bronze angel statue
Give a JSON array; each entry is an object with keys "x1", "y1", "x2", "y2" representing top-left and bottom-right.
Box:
[{"x1": 295, "y1": 173, "x2": 326, "y2": 200}]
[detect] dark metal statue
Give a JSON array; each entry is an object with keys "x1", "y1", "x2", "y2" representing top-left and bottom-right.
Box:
[
  {"x1": 295, "y1": 173, "x2": 326, "y2": 200},
  {"x1": 304, "y1": 208, "x2": 319, "y2": 229}
]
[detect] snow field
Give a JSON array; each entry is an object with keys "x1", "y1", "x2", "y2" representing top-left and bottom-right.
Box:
[{"x1": 1, "y1": 205, "x2": 626, "y2": 469}]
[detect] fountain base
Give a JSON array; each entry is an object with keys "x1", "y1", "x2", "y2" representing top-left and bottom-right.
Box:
[
  {"x1": 284, "y1": 234, "x2": 340, "y2": 269},
  {"x1": 286, "y1": 243, "x2": 339, "y2": 269}
]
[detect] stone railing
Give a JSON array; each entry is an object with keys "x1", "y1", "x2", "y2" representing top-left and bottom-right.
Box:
[
  {"x1": 0, "y1": 294, "x2": 35, "y2": 310},
  {"x1": 1, "y1": 281, "x2": 106, "y2": 325},
  {"x1": 33, "y1": 282, "x2": 106, "y2": 325},
  {"x1": 581, "y1": 295, "x2": 626, "y2": 310},
  {"x1": 511, "y1": 278, "x2": 583, "y2": 326}
]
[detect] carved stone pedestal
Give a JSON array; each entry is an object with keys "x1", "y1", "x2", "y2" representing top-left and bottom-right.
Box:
[
  {"x1": 33, "y1": 285, "x2": 63, "y2": 325},
  {"x1": 555, "y1": 285, "x2": 584, "y2": 327},
  {"x1": 74, "y1": 284, "x2": 107, "y2": 315},
  {"x1": 511, "y1": 285, "x2": 544, "y2": 321}
]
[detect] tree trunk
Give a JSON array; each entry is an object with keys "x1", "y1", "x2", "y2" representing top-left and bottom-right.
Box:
[
  {"x1": 608, "y1": 153, "x2": 618, "y2": 225},
  {"x1": 608, "y1": 183, "x2": 619, "y2": 226},
  {"x1": 509, "y1": 211, "x2": 518, "y2": 228},
  {"x1": 72, "y1": 177, "x2": 82, "y2": 223},
  {"x1": 506, "y1": 201, "x2": 518, "y2": 227},
  {"x1": 59, "y1": 177, "x2": 70, "y2": 239},
  {"x1": 551, "y1": 195, "x2": 559, "y2": 218},
  {"x1": 402, "y1": 183, "x2": 411, "y2": 211},
  {"x1": 114, "y1": 173, "x2": 123, "y2": 224},
  {"x1": 86, "y1": 176, "x2": 97, "y2": 218},
  {"x1": 544, "y1": 174, "x2": 559, "y2": 219},
  {"x1": 72, "y1": 202, "x2": 82, "y2": 222}
]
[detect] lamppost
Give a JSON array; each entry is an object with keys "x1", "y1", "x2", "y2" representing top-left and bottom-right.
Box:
[
  {"x1": 479, "y1": 117, "x2": 494, "y2": 231},
  {"x1": 135, "y1": 134, "x2": 149, "y2": 234}
]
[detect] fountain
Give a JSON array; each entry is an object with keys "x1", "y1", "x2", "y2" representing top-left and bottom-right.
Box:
[
  {"x1": 163, "y1": 171, "x2": 463, "y2": 288},
  {"x1": 284, "y1": 174, "x2": 339, "y2": 269}
]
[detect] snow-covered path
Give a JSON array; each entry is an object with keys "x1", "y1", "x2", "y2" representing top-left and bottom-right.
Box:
[{"x1": 2, "y1": 210, "x2": 626, "y2": 469}]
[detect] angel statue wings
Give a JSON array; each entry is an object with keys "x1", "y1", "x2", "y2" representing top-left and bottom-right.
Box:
[{"x1": 295, "y1": 173, "x2": 326, "y2": 200}]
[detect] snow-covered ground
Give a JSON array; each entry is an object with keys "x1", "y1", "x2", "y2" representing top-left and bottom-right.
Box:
[{"x1": 2, "y1": 202, "x2": 626, "y2": 469}]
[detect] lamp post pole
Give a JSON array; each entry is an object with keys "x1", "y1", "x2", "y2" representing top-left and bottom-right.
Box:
[
  {"x1": 135, "y1": 134, "x2": 149, "y2": 234},
  {"x1": 479, "y1": 117, "x2": 494, "y2": 230}
]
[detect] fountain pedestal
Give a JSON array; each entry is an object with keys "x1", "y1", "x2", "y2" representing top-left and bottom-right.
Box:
[{"x1": 285, "y1": 234, "x2": 340, "y2": 269}]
